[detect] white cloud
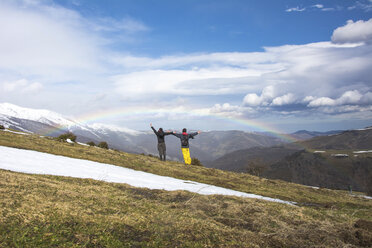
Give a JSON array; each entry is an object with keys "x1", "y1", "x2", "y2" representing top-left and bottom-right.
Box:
[
  {"x1": 0, "y1": 0, "x2": 150, "y2": 84},
  {"x1": 349, "y1": 1, "x2": 372, "y2": 12},
  {"x1": 110, "y1": 33, "x2": 372, "y2": 119},
  {"x1": 337, "y1": 90, "x2": 363, "y2": 105},
  {"x1": 303, "y1": 96, "x2": 315, "y2": 102},
  {"x1": 211, "y1": 103, "x2": 239, "y2": 112},
  {"x1": 308, "y1": 97, "x2": 336, "y2": 107},
  {"x1": 210, "y1": 103, "x2": 249, "y2": 117},
  {"x1": 362, "y1": 92, "x2": 372, "y2": 103},
  {"x1": 243, "y1": 89, "x2": 296, "y2": 107},
  {"x1": 0, "y1": 1, "x2": 102, "y2": 82},
  {"x1": 308, "y1": 90, "x2": 366, "y2": 107},
  {"x1": 243, "y1": 86, "x2": 276, "y2": 106},
  {"x1": 243, "y1": 93, "x2": 262, "y2": 106},
  {"x1": 113, "y1": 68, "x2": 263, "y2": 98},
  {"x1": 286, "y1": 4, "x2": 336, "y2": 12},
  {"x1": 285, "y1": 7, "x2": 305, "y2": 12},
  {"x1": 110, "y1": 52, "x2": 276, "y2": 71},
  {"x1": 92, "y1": 17, "x2": 149, "y2": 33},
  {"x1": 272, "y1": 93, "x2": 296, "y2": 106},
  {"x1": 2, "y1": 79, "x2": 43, "y2": 94},
  {"x1": 332, "y1": 19, "x2": 372, "y2": 44}
]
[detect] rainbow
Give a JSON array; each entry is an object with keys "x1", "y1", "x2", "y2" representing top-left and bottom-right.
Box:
[{"x1": 41, "y1": 106, "x2": 299, "y2": 144}]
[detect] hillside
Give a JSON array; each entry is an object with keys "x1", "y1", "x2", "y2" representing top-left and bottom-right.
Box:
[
  {"x1": 1, "y1": 129, "x2": 372, "y2": 247},
  {"x1": 207, "y1": 128, "x2": 372, "y2": 192},
  {"x1": 263, "y1": 150, "x2": 372, "y2": 192},
  {"x1": 300, "y1": 127, "x2": 372, "y2": 150},
  {"x1": 205, "y1": 145, "x2": 302, "y2": 173}
]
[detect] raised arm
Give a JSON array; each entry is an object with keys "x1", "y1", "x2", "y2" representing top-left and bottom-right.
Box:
[{"x1": 150, "y1": 123, "x2": 158, "y2": 135}]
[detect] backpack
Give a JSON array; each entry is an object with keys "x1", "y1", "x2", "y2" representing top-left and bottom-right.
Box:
[{"x1": 181, "y1": 134, "x2": 188, "y2": 146}]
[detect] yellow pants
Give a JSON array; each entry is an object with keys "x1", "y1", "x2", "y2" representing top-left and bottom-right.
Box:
[{"x1": 181, "y1": 148, "x2": 191, "y2": 165}]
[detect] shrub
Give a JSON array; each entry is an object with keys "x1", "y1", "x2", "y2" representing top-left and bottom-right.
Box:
[
  {"x1": 191, "y1": 157, "x2": 203, "y2": 166},
  {"x1": 58, "y1": 132, "x2": 76, "y2": 142},
  {"x1": 366, "y1": 176, "x2": 372, "y2": 196},
  {"x1": 87, "y1": 141, "x2": 96, "y2": 146},
  {"x1": 245, "y1": 161, "x2": 267, "y2": 177},
  {"x1": 97, "y1": 141, "x2": 109, "y2": 149},
  {"x1": 0, "y1": 125, "x2": 4, "y2": 130}
]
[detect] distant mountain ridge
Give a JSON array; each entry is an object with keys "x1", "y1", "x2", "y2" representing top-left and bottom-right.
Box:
[
  {"x1": 300, "y1": 128, "x2": 372, "y2": 150},
  {"x1": 289, "y1": 129, "x2": 344, "y2": 140},
  {"x1": 207, "y1": 128, "x2": 372, "y2": 192}
]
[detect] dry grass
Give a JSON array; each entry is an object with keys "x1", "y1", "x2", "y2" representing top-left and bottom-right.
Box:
[
  {"x1": 1, "y1": 170, "x2": 372, "y2": 247},
  {"x1": 1, "y1": 130, "x2": 372, "y2": 247}
]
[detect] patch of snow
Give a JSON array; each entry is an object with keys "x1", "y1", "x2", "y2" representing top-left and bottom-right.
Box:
[
  {"x1": 0, "y1": 146, "x2": 296, "y2": 206},
  {"x1": 353, "y1": 150, "x2": 372, "y2": 154},
  {"x1": 352, "y1": 194, "x2": 372, "y2": 200},
  {"x1": 331, "y1": 154, "x2": 349, "y2": 157},
  {"x1": 356, "y1": 127, "x2": 372, "y2": 131},
  {"x1": 77, "y1": 142, "x2": 89, "y2": 146},
  {"x1": 3, "y1": 129, "x2": 31, "y2": 135},
  {"x1": 66, "y1": 139, "x2": 74, "y2": 144},
  {"x1": 303, "y1": 184, "x2": 320, "y2": 189},
  {"x1": 314, "y1": 151, "x2": 325, "y2": 153}
]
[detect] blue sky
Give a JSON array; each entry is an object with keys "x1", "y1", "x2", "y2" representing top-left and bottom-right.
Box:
[{"x1": 1, "y1": 0, "x2": 372, "y2": 132}]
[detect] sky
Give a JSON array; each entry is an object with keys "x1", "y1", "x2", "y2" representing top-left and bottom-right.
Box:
[{"x1": 0, "y1": 0, "x2": 372, "y2": 133}]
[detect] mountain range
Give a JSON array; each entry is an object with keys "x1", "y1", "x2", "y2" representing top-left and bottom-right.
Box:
[
  {"x1": 207, "y1": 127, "x2": 372, "y2": 192},
  {"x1": 0, "y1": 102, "x2": 336, "y2": 162}
]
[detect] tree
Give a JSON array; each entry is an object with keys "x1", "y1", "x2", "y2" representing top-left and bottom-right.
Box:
[
  {"x1": 58, "y1": 132, "x2": 76, "y2": 142},
  {"x1": 0, "y1": 125, "x2": 4, "y2": 130},
  {"x1": 245, "y1": 160, "x2": 267, "y2": 177},
  {"x1": 366, "y1": 176, "x2": 372, "y2": 196},
  {"x1": 87, "y1": 141, "x2": 96, "y2": 146},
  {"x1": 191, "y1": 157, "x2": 203, "y2": 166},
  {"x1": 98, "y1": 141, "x2": 109, "y2": 149}
]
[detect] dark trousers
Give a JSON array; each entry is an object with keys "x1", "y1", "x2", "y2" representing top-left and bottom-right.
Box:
[{"x1": 158, "y1": 142, "x2": 166, "y2": 161}]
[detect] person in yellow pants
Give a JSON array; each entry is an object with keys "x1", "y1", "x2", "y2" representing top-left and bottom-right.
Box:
[
  {"x1": 172, "y1": 128, "x2": 201, "y2": 165},
  {"x1": 181, "y1": 148, "x2": 192, "y2": 165}
]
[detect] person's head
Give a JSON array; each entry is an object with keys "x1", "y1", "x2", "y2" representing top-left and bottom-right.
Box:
[
  {"x1": 158, "y1": 128, "x2": 163, "y2": 133},
  {"x1": 182, "y1": 128, "x2": 187, "y2": 133}
]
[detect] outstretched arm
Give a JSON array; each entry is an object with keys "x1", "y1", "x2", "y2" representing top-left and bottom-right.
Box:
[
  {"x1": 189, "y1": 131, "x2": 201, "y2": 138},
  {"x1": 164, "y1": 130, "x2": 174, "y2": 136},
  {"x1": 171, "y1": 132, "x2": 182, "y2": 138}
]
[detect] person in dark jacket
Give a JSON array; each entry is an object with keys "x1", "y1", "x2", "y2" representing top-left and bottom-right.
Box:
[
  {"x1": 172, "y1": 128, "x2": 201, "y2": 165},
  {"x1": 150, "y1": 123, "x2": 173, "y2": 161}
]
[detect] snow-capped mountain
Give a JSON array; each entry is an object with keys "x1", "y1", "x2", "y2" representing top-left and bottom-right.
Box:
[
  {"x1": 0, "y1": 103, "x2": 139, "y2": 137},
  {"x1": 88, "y1": 123, "x2": 141, "y2": 136},
  {"x1": 0, "y1": 103, "x2": 79, "y2": 128}
]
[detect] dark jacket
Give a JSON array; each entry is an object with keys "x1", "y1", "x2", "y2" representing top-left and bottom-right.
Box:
[
  {"x1": 172, "y1": 132, "x2": 198, "y2": 148},
  {"x1": 151, "y1": 126, "x2": 172, "y2": 144}
]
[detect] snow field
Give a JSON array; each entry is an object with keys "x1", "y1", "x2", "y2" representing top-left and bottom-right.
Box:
[{"x1": 0, "y1": 145, "x2": 296, "y2": 205}]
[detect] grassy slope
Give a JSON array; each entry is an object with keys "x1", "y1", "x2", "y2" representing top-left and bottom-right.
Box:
[{"x1": 1, "y1": 130, "x2": 372, "y2": 247}]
